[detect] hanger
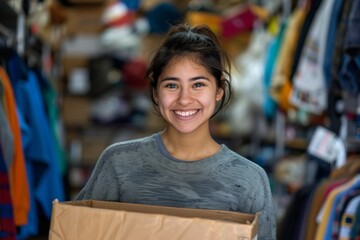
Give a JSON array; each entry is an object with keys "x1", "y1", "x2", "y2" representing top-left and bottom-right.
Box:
[{"x1": 330, "y1": 155, "x2": 360, "y2": 180}]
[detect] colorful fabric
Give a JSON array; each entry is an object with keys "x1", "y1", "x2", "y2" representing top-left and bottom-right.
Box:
[
  {"x1": 290, "y1": 0, "x2": 337, "y2": 114},
  {"x1": 339, "y1": 195, "x2": 360, "y2": 239},
  {"x1": 315, "y1": 175, "x2": 360, "y2": 239},
  {"x1": 350, "y1": 202, "x2": 360, "y2": 239},
  {"x1": 263, "y1": 21, "x2": 285, "y2": 119},
  {"x1": 6, "y1": 53, "x2": 65, "y2": 239},
  {"x1": 269, "y1": 6, "x2": 308, "y2": 111},
  {"x1": 0, "y1": 96, "x2": 14, "y2": 171},
  {"x1": 0, "y1": 67, "x2": 30, "y2": 226},
  {"x1": 33, "y1": 68, "x2": 67, "y2": 174},
  {"x1": 0, "y1": 146, "x2": 17, "y2": 240},
  {"x1": 333, "y1": 189, "x2": 360, "y2": 239}
]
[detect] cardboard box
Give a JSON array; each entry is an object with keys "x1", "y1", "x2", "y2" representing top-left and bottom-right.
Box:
[{"x1": 49, "y1": 199, "x2": 259, "y2": 240}]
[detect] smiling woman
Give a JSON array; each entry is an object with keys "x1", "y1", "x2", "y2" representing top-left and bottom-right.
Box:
[
  {"x1": 76, "y1": 23, "x2": 277, "y2": 240},
  {"x1": 154, "y1": 57, "x2": 223, "y2": 137}
]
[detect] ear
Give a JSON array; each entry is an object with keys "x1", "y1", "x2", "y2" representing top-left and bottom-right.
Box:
[
  {"x1": 215, "y1": 88, "x2": 224, "y2": 101},
  {"x1": 153, "y1": 88, "x2": 159, "y2": 104}
]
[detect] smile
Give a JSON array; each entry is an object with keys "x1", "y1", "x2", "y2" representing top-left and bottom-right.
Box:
[{"x1": 174, "y1": 110, "x2": 199, "y2": 117}]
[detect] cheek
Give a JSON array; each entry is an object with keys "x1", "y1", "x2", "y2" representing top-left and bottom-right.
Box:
[
  {"x1": 157, "y1": 92, "x2": 172, "y2": 109},
  {"x1": 199, "y1": 94, "x2": 217, "y2": 109}
]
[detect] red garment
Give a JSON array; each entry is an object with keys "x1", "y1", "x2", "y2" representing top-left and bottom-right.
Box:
[{"x1": 0, "y1": 151, "x2": 17, "y2": 240}]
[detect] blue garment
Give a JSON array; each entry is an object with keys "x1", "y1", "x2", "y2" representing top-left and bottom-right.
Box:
[
  {"x1": 350, "y1": 201, "x2": 360, "y2": 238},
  {"x1": 263, "y1": 22, "x2": 286, "y2": 119},
  {"x1": 344, "y1": 0, "x2": 360, "y2": 53},
  {"x1": 338, "y1": 0, "x2": 360, "y2": 95},
  {"x1": 339, "y1": 54, "x2": 360, "y2": 94},
  {"x1": 323, "y1": 0, "x2": 343, "y2": 87},
  {"x1": 120, "y1": 0, "x2": 141, "y2": 11},
  {"x1": 324, "y1": 175, "x2": 360, "y2": 239},
  {"x1": 146, "y1": 3, "x2": 183, "y2": 34},
  {"x1": 6, "y1": 53, "x2": 65, "y2": 239}
]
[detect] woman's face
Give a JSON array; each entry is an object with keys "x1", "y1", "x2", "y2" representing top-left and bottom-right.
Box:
[{"x1": 154, "y1": 57, "x2": 224, "y2": 134}]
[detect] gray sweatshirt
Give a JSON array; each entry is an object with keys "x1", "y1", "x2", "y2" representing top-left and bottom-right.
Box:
[{"x1": 76, "y1": 132, "x2": 276, "y2": 239}]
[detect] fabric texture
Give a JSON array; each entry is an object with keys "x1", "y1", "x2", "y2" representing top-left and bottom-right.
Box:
[
  {"x1": 0, "y1": 147, "x2": 17, "y2": 240},
  {"x1": 76, "y1": 132, "x2": 276, "y2": 239},
  {"x1": 315, "y1": 175, "x2": 360, "y2": 239},
  {"x1": 33, "y1": 68, "x2": 67, "y2": 174},
  {"x1": 343, "y1": 0, "x2": 360, "y2": 53},
  {"x1": 263, "y1": 22, "x2": 285, "y2": 120},
  {"x1": 350, "y1": 202, "x2": 360, "y2": 238},
  {"x1": 269, "y1": 7, "x2": 307, "y2": 111},
  {"x1": 0, "y1": 97, "x2": 14, "y2": 171},
  {"x1": 0, "y1": 67, "x2": 29, "y2": 226},
  {"x1": 6, "y1": 53, "x2": 65, "y2": 238},
  {"x1": 338, "y1": 193, "x2": 360, "y2": 239},
  {"x1": 290, "y1": 0, "x2": 337, "y2": 114}
]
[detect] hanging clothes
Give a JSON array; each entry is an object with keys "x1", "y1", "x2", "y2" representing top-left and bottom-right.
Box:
[
  {"x1": 315, "y1": 175, "x2": 360, "y2": 239},
  {"x1": 263, "y1": 19, "x2": 285, "y2": 120},
  {"x1": 338, "y1": 190, "x2": 360, "y2": 239},
  {"x1": 5, "y1": 51, "x2": 65, "y2": 239},
  {"x1": 290, "y1": 0, "x2": 338, "y2": 114},
  {"x1": 290, "y1": 0, "x2": 323, "y2": 81},
  {"x1": 338, "y1": 0, "x2": 360, "y2": 95},
  {"x1": 0, "y1": 146, "x2": 17, "y2": 240},
  {"x1": 0, "y1": 67, "x2": 29, "y2": 226},
  {"x1": 269, "y1": 3, "x2": 309, "y2": 111},
  {"x1": 305, "y1": 157, "x2": 360, "y2": 239},
  {"x1": 33, "y1": 68, "x2": 67, "y2": 174},
  {"x1": 349, "y1": 202, "x2": 360, "y2": 238},
  {"x1": 277, "y1": 182, "x2": 319, "y2": 240},
  {"x1": 0, "y1": 81, "x2": 14, "y2": 171}
]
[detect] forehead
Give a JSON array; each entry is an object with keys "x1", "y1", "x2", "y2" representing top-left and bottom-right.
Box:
[{"x1": 163, "y1": 55, "x2": 208, "y2": 73}]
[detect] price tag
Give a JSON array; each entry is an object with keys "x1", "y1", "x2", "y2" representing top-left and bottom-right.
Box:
[{"x1": 308, "y1": 126, "x2": 338, "y2": 163}]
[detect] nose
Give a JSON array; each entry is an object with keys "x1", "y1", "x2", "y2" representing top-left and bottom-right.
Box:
[{"x1": 178, "y1": 88, "x2": 193, "y2": 105}]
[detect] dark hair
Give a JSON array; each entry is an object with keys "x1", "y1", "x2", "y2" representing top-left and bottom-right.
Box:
[{"x1": 146, "y1": 23, "x2": 233, "y2": 118}]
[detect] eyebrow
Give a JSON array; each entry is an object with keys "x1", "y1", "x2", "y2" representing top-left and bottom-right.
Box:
[{"x1": 160, "y1": 76, "x2": 210, "y2": 82}]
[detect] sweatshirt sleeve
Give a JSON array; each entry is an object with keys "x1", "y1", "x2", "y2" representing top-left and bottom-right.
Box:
[{"x1": 256, "y1": 167, "x2": 277, "y2": 240}]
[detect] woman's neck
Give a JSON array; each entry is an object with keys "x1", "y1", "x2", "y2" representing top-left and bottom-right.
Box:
[{"x1": 160, "y1": 128, "x2": 220, "y2": 161}]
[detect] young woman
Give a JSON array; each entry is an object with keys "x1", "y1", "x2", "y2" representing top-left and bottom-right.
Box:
[{"x1": 76, "y1": 23, "x2": 276, "y2": 239}]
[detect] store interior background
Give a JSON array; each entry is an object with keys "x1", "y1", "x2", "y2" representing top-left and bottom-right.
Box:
[{"x1": 1, "y1": 0, "x2": 360, "y2": 239}]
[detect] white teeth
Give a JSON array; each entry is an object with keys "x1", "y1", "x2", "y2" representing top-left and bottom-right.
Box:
[{"x1": 174, "y1": 110, "x2": 198, "y2": 117}]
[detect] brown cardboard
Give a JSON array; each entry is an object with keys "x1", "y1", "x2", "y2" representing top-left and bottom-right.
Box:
[{"x1": 49, "y1": 199, "x2": 259, "y2": 240}]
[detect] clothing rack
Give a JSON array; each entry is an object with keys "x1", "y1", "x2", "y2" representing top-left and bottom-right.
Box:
[{"x1": 0, "y1": 23, "x2": 16, "y2": 47}]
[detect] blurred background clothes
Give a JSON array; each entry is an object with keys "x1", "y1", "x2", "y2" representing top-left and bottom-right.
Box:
[{"x1": 1, "y1": 0, "x2": 360, "y2": 239}]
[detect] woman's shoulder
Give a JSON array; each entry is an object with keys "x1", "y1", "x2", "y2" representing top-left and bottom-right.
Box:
[
  {"x1": 100, "y1": 133, "x2": 158, "y2": 158},
  {"x1": 221, "y1": 145, "x2": 268, "y2": 177}
]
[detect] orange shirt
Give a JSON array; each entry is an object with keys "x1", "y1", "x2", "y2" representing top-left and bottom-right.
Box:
[{"x1": 0, "y1": 67, "x2": 30, "y2": 226}]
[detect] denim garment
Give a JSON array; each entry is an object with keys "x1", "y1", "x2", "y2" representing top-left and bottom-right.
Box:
[
  {"x1": 344, "y1": 0, "x2": 360, "y2": 54},
  {"x1": 339, "y1": 54, "x2": 360, "y2": 95},
  {"x1": 323, "y1": 0, "x2": 344, "y2": 87},
  {"x1": 291, "y1": 0, "x2": 323, "y2": 81}
]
